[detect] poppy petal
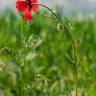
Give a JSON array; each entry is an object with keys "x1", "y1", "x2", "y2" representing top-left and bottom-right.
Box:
[
  {"x1": 32, "y1": 0, "x2": 39, "y2": 12},
  {"x1": 16, "y1": 0, "x2": 28, "y2": 12},
  {"x1": 24, "y1": 8, "x2": 33, "y2": 20},
  {"x1": 31, "y1": 0, "x2": 38, "y2": 3}
]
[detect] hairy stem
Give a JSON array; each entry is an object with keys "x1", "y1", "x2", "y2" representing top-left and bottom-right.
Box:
[
  {"x1": 32, "y1": 3, "x2": 78, "y2": 96},
  {"x1": 37, "y1": 3, "x2": 78, "y2": 96}
]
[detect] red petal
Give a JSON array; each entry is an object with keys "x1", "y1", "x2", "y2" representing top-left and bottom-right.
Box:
[
  {"x1": 24, "y1": 8, "x2": 33, "y2": 20},
  {"x1": 31, "y1": 0, "x2": 38, "y2": 3},
  {"x1": 32, "y1": 0, "x2": 39, "y2": 12},
  {"x1": 16, "y1": 0, "x2": 28, "y2": 12}
]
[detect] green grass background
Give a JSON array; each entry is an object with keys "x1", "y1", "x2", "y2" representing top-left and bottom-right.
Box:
[{"x1": 0, "y1": 10, "x2": 96, "y2": 96}]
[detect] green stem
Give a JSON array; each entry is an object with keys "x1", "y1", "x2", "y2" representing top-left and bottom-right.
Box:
[
  {"x1": 33, "y1": 3, "x2": 78, "y2": 96},
  {"x1": 38, "y1": 3, "x2": 76, "y2": 61},
  {"x1": 38, "y1": 4, "x2": 61, "y2": 23},
  {"x1": 20, "y1": 19, "x2": 24, "y2": 96}
]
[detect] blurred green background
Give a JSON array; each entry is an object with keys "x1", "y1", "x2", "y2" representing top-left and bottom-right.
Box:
[{"x1": 0, "y1": 9, "x2": 96, "y2": 96}]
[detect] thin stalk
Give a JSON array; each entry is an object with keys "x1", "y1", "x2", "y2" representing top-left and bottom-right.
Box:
[
  {"x1": 20, "y1": 19, "x2": 24, "y2": 96},
  {"x1": 38, "y1": 4, "x2": 61, "y2": 23},
  {"x1": 33, "y1": 3, "x2": 78, "y2": 96},
  {"x1": 37, "y1": 3, "x2": 76, "y2": 61}
]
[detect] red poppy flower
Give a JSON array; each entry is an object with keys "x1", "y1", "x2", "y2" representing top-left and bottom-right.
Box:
[{"x1": 16, "y1": 0, "x2": 39, "y2": 20}]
